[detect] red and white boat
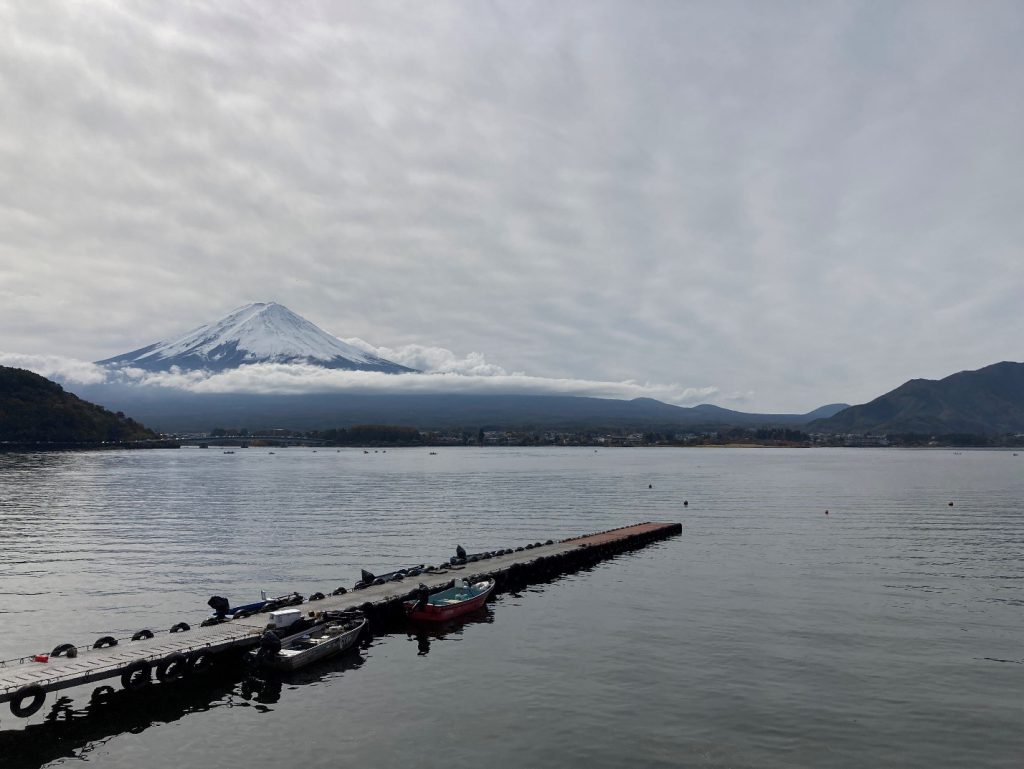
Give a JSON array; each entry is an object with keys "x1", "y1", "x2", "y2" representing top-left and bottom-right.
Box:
[{"x1": 404, "y1": 578, "x2": 495, "y2": 622}]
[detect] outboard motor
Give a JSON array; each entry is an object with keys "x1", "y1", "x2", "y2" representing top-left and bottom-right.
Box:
[
  {"x1": 415, "y1": 583, "x2": 430, "y2": 611},
  {"x1": 257, "y1": 630, "x2": 282, "y2": 660},
  {"x1": 207, "y1": 596, "x2": 231, "y2": 617}
]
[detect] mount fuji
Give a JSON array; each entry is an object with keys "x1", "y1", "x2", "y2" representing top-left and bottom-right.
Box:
[{"x1": 97, "y1": 302, "x2": 416, "y2": 374}]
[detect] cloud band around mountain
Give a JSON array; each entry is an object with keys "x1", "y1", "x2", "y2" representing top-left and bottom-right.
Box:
[
  {"x1": 0, "y1": 351, "x2": 717, "y2": 405},
  {"x1": 0, "y1": 353, "x2": 110, "y2": 385}
]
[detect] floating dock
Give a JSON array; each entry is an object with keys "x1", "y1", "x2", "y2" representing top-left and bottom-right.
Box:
[{"x1": 0, "y1": 521, "x2": 680, "y2": 718}]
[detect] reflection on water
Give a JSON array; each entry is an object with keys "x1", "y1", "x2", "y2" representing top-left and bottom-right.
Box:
[
  {"x1": 0, "y1": 590, "x2": 502, "y2": 767},
  {"x1": 0, "y1": 447, "x2": 1021, "y2": 769},
  {"x1": 407, "y1": 605, "x2": 494, "y2": 656},
  {"x1": 0, "y1": 630, "x2": 372, "y2": 766},
  {"x1": 0, "y1": 666, "x2": 241, "y2": 766}
]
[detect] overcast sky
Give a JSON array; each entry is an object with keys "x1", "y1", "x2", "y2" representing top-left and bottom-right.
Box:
[{"x1": 1, "y1": 1, "x2": 1021, "y2": 411}]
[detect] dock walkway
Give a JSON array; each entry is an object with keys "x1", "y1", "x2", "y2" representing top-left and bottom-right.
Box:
[{"x1": 0, "y1": 521, "x2": 680, "y2": 715}]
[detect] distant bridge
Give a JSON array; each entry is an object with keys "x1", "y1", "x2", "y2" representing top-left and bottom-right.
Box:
[{"x1": 175, "y1": 435, "x2": 327, "y2": 447}]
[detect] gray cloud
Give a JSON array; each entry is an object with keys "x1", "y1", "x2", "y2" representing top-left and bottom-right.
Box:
[
  {"x1": 0, "y1": 352, "x2": 109, "y2": 385},
  {"x1": 341, "y1": 338, "x2": 511, "y2": 377},
  {"x1": 1, "y1": 1, "x2": 1021, "y2": 411}
]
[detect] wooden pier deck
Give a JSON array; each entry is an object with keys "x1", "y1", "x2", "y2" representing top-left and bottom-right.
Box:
[{"x1": 0, "y1": 521, "x2": 680, "y2": 716}]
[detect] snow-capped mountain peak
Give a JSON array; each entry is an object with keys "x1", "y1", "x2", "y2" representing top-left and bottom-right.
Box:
[{"x1": 97, "y1": 302, "x2": 416, "y2": 373}]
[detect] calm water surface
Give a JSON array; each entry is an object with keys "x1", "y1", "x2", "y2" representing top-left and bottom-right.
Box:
[{"x1": 0, "y1": 447, "x2": 1020, "y2": 768}]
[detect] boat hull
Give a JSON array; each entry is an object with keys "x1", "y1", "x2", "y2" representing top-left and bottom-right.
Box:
[
  {"x1": 266, "y1": 618, "x2": 365, "y2": 672},
  {"x1": 404, "y1": 579, "x2": 495, "y2": 622}
]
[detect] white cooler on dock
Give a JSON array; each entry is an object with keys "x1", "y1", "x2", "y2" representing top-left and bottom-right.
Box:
[{"x1": 267, "y1": 608, "x2": 302, "y2": 629}]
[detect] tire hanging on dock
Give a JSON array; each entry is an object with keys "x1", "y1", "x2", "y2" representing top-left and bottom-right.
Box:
[
  {"x1": 10, "y1": 684, "x2": 46, "y2": 718},
  {"x1": 131, "y1": 629, "x2": 154, "y2": 641},
  {"x1": 169, "y1": 622, "x2": 190, "y2": 633},
  {"x1": 187, "y1": 650, "x2": 213, "y2": 673},
  {"x1": 50, "y1": 643, "x2": 78, "y2": 658},
  {"x1": 93, "y1": 636, "x2": 118, "y2": 649},
  {"x1": 120, "y1": 660, "x2": 152, "y2": 691},
  {"x1": 156, "y1": 652, "x2": 188, "y2": 681}
]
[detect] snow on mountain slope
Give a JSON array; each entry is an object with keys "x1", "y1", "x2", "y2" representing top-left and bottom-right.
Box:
[{"x1": 97, "y1": 302, "x2": 416, "y2": 373}]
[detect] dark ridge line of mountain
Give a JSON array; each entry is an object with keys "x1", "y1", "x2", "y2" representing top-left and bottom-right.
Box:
[
  {"x1": 68, "y1": 359, "x2": 1024, "y2": 436},
  {"x1": 0, "y1": 366, "x2": 159, "y2": 444},
  {"x1": 67, "y1": 384, "x2": 849, "y2": 433},
  {"x1": 812, "y1": 361, "x2": 1024, "y2": 435}
]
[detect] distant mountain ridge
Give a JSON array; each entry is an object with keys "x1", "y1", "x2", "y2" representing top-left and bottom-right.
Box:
[
  {"x1": 83, "y1": 301, "x2": 850, "y2": 432},
  {"x1": 70, "y1": 304, "x2": 1024, "y2": 436},
  {"x1": 65, "y1": 358, "x2": 1024, "y2": 437},
  {"x1": 98, "y1": 302, "x2": 415, "y2": 374},
  {"x1": 686, "y1": 402, "x2": 849, "y2": 424},
  {"x1": 69, "y1": 384, "x2": 847, "y2": 433},
  {"x1": 812, "y1": 361, "x2": 1024, "y2": 435}
]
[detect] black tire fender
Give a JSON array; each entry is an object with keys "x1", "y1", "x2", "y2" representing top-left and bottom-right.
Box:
[
  {"x1": 10, "y1": 685, "x2": 46, "y2": 718},
  {"x1": 187, "y1": 650, "x2": 213, "y2": 673},
  {"x1": 93, "y1": 636, "x2": 118, "y2": 649},
  {"x1": 156, "y1": 652, "x2": 188, "y2": 681},
  {"x1": 131, "y1": 629, "x2": 154, "y2": 641},
  {"x1": 169, "y1": 622, "x2": 190, "y2": 633},
  {"x1": 50, "y1": 643, "x2": 78, "y2": 658},
  {"x1": 120, "y1": 660, "x2": 151, "y2": 691}
]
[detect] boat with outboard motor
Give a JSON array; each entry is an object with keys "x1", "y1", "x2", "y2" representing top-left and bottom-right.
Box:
[
  {"x1": 202, "y1": 591, "x2": 304, "y2": 625},
  {"x1": 251, "y1": 611, "x2": 366, "y2": 671},
  {"x1": 404, "y1": 577, "x2": 495, "y2": 622}
]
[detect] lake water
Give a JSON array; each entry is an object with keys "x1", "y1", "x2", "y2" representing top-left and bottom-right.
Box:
[{"x1": 0, "y1": 447, "x2": 1021, "y2": 768}]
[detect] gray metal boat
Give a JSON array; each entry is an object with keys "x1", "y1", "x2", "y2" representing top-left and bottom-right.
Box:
[{"x1": 265, "y1": 616, "x2": 366, "y2": 671}]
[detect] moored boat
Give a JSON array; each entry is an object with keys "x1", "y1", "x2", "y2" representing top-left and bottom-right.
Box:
[
  {"x1": 202, "y1": 591, "x2": 304, "y2": 625},
  {"x1": 258, "y1": 615, "x2": 366, "y2": 672},
  {"x1": 404, "y1": 578, "x2": 495, "y2": 622}
]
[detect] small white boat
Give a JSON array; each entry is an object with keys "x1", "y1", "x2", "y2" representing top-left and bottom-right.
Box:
[{"x1": 265, "y1": 616, "x2": 366, "y2": 671}]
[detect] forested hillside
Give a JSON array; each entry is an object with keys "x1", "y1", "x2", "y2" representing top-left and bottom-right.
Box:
[{"x1": 0, "y1": 366, "x2": 157, "y2": 443}]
